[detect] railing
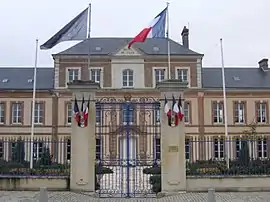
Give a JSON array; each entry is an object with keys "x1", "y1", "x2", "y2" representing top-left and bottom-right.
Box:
[
  {"x1": 0, "y1": 137, "x2": 70, "y2": 176},
  {"x1": 186, "y1": 136, "x2": 270, "y2": 176}
]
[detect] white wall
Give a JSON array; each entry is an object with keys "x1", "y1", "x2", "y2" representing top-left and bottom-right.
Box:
[{"x1": 111, "y1": 59, "x2": 145, "y2": 88}]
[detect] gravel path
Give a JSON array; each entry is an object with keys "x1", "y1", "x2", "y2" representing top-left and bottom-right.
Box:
[{"x1": 1, "y1": 191, "x2": 270, "y2": 202}]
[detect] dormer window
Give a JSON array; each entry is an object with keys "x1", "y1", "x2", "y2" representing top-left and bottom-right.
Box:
[
  {"x1": 2, "y1": 79, "x2": 8, "y2": 83},
  {"x1": 28, "y1": 79, "x2": 33, "y2": 83}
]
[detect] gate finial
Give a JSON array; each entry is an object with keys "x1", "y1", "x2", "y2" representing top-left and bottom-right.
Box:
[{"x1": 124, "y1": 93, "x2": 132, "y2": 101}]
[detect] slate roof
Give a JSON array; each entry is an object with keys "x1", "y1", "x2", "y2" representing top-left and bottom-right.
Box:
[
  {"x1": 0, "y1": 68, "x2": 54, "y2": 90},
  {"x1": 202, "y1": 67, "x2": 270, "y2": 89},
  {"x1": 1, "y1": 67, "x2": 269, "y2": 90},
  {"x1": 55, "y1": 38, "x2": 202, "y2": 56}
]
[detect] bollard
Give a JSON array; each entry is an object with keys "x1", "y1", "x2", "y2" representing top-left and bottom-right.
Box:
[
  {"x1": 39, "y1": 187, "x2": 49, "y2": 202},
  {"x1": 208, "y1": 188, "x2": 216, "y2": 202}
]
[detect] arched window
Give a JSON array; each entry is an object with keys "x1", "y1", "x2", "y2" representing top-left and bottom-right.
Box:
[{"x1": 122, "y1": 69, "x2": 134, "y2": 87}]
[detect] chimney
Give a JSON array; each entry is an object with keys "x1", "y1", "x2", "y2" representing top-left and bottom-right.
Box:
[
  {"x1": 258, "y1": 58, "x2": 268, "y2": 72},
  {"x1": 181, "y1": 26, "x2": 189, "y2": 49}
]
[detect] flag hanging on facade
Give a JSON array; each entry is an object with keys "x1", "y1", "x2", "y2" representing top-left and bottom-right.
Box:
[
  {"x1": 40, "y1": 7, "x2": 88, "y2": 50},
  {"x1": 164, "y1": 96, "x2": 172, "y2": 126},
  {"x1": 128, "y1": 7, "x2": 167, "y2": 48},
  {"x1": 178, "y1": 95, "x2": 184, "y2": 121},
  {"x1": 84, "y1": 96, "x2": 90, "y2": 127},
  {"x1": 172, "y1": 95, "x2": 180, "y2": 126},
  {"x1": 73, "y1": 97, "x2": 80, "y2": 126}
]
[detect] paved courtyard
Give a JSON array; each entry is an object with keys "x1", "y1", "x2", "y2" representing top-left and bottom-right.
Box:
[{"x1": 2, "y1": 191, "x2": 270, "y2": 202}]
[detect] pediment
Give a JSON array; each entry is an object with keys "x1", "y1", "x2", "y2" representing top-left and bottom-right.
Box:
[{"x1": 114, "y1": 45, "x2": 142, "y2": 56}]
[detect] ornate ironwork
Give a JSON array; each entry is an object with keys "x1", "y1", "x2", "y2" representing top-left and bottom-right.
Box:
[{"x1": 95, "y1": 96, "x2": 160, "y2": 198}]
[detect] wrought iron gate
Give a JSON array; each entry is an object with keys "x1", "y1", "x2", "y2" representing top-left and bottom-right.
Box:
[{"x1": 95, "y1": 96, "x2": 160, "y2": 198}]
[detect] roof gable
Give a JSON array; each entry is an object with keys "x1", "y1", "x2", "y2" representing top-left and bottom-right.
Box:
[
  {"x1": 55, "y1": 37, "x2": 202, "y2": 56},
  {"x1": 112, "y1": 45, "x2": 143, "y2": 56},
  {"x1": 0, "y1": 68, "x2": 54, "y2": 90}
]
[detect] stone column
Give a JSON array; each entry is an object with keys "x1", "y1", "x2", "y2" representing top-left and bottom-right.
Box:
[
  {"x1": 156, "y1": 80, "x2": 188, "y2": 194},
  {"x1": 68, "y1": 81, "x2": 100, "y2": 192}
]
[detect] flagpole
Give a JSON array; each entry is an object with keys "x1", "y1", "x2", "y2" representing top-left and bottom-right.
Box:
[
  {"x1": 87, "y1": 3, "x2": 92, "y2": 70},
  {"x1": 220, "y1": 38, "x2": 229, "y2": 169},
  {"x1": 30, "y1": 39, "x2": 39, "y2": 169},
  {"x1": 166, "y1": 2, "x2": 171, "y2": 80}
]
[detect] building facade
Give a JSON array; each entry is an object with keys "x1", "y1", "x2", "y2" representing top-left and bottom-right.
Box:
[{"x1": 0, "y1": 27, "x2": 269, "y2": 163}]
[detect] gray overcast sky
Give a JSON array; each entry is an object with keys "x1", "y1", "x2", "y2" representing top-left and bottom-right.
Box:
[{"x1": 0, "y1": 0, "x2": 269, "y2": 67}]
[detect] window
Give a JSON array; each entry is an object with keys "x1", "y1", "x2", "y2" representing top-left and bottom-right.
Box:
[
  {"x1": 122, "y1": 69, "x2": 134, "y2": 87},
  {"x1": 212, "y1": 101, "x2": 224, "y2": 124},
  {"x1": 257, "y1": 137, "x2": 267, "y2": 158},
  {"x1": 155, "y1": 69, "x2": 165, "y2": 84},
  {"x1": 256, "y1": 102, "x2": 267, "y2": 123},
  {"x1": 96, "y1": 138, "x2": 101, "y2": 160},
  {"x1": 11, "y1": 102, "x2": 23, "y2": 124},
  {"x1": 90, "y1": 69, "x2": 101, "y2": 83},
  {"x1": 67, "y1": 103, "x2": 72, "y2": 124},
  {"x1": 32, "y1": 102, "x2": 44, "y2": 124},
  {"x1": 33, "y1": 142, "x2": 43, "y2": 160},
  {"x1": 122, "y1": 105, "x2": 134, "y2": 124},
  {"x1": 234, "y1": 101, "x2": 245, "y2": 124},
  {"x1": 155, "y1": 104, "x2": 160, "y2": 123},
  {"x1": 0, "y1": 141, "x2": 3, "y2": 159},
  {"x1": 66, "y1": 139, "x2": 71, "y2": 161},
  {"x1": 185, "y1": 138, "x2": 190, "y2": 160},
  {"x1": 184, "y1": 102, "x2": 190, "y2": 123},
  {"x1": 68, "y1": 69, "x2": 79, "y2": 82},
  {"x1": 235, "y1": 138, "x2": 242, "y2": 158},
  {"x1": 155, "y1": 138, "x2": 160, "y2": 160},
  {"x1": 96, "y1": 104, "x2": 101, "y2": 123},
  {"x1": 0, "y1": 103, "x2": 5, "y2": 124},
  {"x1": 10, "y1": 142, "x2": 16, "y2": 161},
  {"x1": 214, "y1": 138, "x2": 224, "y2": 159},
  {"x1": 177, "y1": 69, "x2": 188, "y2": 82}
]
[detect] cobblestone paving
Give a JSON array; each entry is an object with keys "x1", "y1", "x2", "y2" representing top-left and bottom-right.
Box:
[{"x1": 1, "y1": 191, "x2": 270, "y2": 202}]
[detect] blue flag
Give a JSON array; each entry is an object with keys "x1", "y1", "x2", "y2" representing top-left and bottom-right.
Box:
[{"x1": 40, "y1": 7, "x2": 88, "y2": 50}]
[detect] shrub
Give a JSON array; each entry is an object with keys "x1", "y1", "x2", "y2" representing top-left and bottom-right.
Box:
[
  {"x1": 39, "y1": 147, "x2": 52, "y2": 166},
  {"x1": 95, "y1": 164, "x2": 113, "y2": 175}
]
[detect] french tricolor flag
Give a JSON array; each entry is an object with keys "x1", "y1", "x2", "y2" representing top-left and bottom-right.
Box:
[{"x1": 128, "y1": 7, "x2": 167, "y2": 48}]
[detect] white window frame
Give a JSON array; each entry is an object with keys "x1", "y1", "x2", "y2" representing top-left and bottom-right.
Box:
[
  {"x1": 214, "y1": 138, "x2": 224, "y2": 160},
  {"x1": 66, "y1": 139, "x2": 71, "y2": 161},
  {"x1": 66, "y1": 67, "x2": 81, "y2": 86},
  {"x1": 257, "y1": 101, "x2": 267, "y2": 123},
  {"x1": 175, "y1": 67, "x2": 190, "y2": 85},
  {"x1": 96, "y1": 138, "x2": 102, "y2": 161},
  {"x1": 257, "y1": 137, "x2": 267, "y2": 159},
  {"x1": 89, "y1": 67, "x2": 103, "y2": 87},
  {"x1": 11, "y1": 102, "x2": 22, "y2": 124},
  {"x1": 122, "y1": 69, "x2": 134, "y2": 88},
  {"x1": 184, "y1": 102, "x2": 190, "y2": 124},
  {"x1": 33, "y1": 102, "x2": 44, "y2": 125},
  {"x1": 235, "y1": 138, "x2": 242, "y2": 158},
  {"x1": 185, "y1": 138, "x2": 190, "y2": 161},
  {"x1": 154, "y1": 138, "x2": 161, "y2": 161},
  {"x1": 213, "y1": 101, "x2": 224, "y2": 124},
  {"x1": 0, "y1": 103, "x2": 4, "y2": 124},
  {"x1": 67, "y1": 102, "x2": 72, "y2": 125},
  {"x1": 33, "y1": 141, "x2": 43, "y2": 160},
  {"x1": 234, "y1": 101, "x2": 245, "y2": 124},
  {"x1": 152, "y1": 67, "x2": 167, "y2": 87}
]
